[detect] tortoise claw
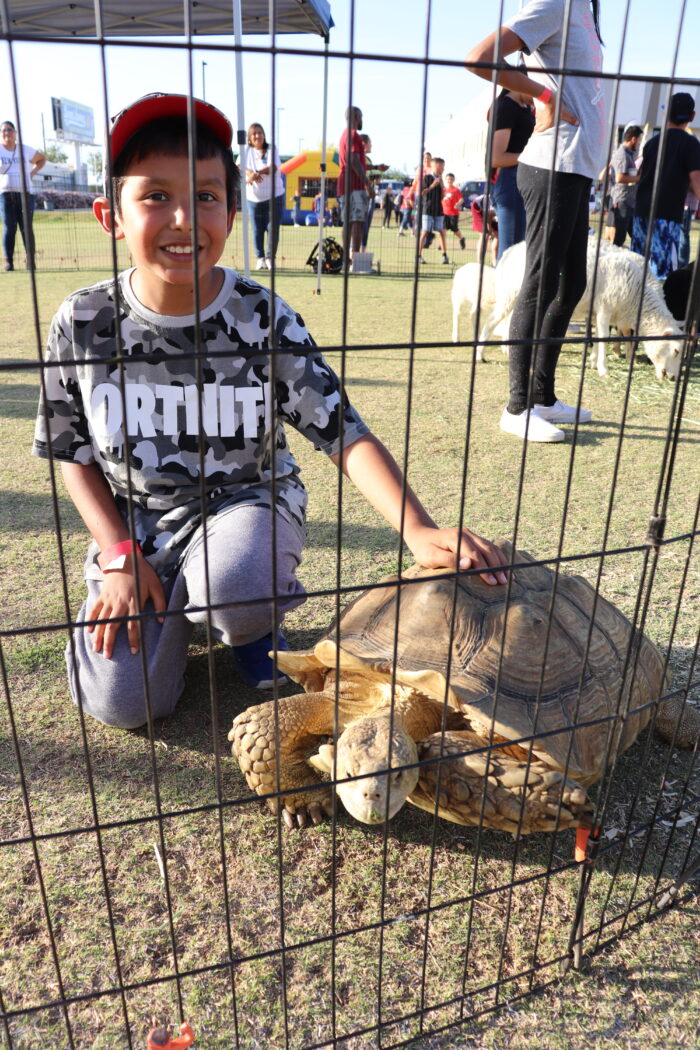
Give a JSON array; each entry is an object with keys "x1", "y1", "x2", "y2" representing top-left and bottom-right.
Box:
[
  {"x1": 282, "y1": 808, "x2": 296, "y2": 830},
  {"x1": 263, "y1": 794, "x2": 332, "y2": 829},
  {"x1": 308, "y1": 802, "x2": 326, "y2": 825}
]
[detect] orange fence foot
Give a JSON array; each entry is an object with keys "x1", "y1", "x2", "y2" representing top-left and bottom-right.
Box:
[{"x1": 147, "y1": 1021, "x2": 195, "y2": 1049}]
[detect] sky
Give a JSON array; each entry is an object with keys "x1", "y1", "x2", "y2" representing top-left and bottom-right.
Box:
[{"x1": 1, "y1": 0, "x2": 698, "y2": 176}]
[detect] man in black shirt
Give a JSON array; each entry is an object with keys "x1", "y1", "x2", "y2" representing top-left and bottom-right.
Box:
[
  {"x1": 631, "y1": 92, "x2": 700, "y2": 278},
  {"x1": 418, "y1": 156, "x2": 450, "y2": 265}
]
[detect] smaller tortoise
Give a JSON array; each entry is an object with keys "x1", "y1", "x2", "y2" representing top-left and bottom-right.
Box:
[{"x1": 229, "y1": 543, "x2": 698, "y2": 834}]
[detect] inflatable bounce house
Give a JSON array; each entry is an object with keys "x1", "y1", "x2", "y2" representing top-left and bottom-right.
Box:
[{"x1": 279, "y1": 147, "x2": 340, "y2": 225}]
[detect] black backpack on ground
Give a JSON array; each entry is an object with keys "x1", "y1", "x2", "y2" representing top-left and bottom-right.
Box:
[{"x1": 306, "y1": 237, "x2": 344, "y2": 274}]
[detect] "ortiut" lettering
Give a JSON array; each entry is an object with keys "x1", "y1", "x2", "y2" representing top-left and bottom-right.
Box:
[{"x1": 90, "y1": 381, "x2": 272, "y2": 439}]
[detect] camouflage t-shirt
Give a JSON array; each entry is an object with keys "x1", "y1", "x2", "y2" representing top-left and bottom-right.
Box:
[{"x1": 33, "y1": 268, "x2": 369, "y2": 580}]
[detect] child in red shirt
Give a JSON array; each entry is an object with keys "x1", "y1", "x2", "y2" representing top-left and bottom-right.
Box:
[{"x1": 442, "y1": 173, "x2": 466, "y2": 250}]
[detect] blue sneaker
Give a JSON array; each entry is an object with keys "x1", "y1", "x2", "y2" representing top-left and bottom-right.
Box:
[{"x1": 233, "y1": 630, "x2": 290, "y2": 689}]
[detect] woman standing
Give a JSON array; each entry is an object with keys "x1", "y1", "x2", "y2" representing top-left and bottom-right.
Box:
[
  {"x1": 466, "y1": 0, "x2": 606, "y2": 442},
  {"x1": 489, "y1": 89, "x2": 535, "y2": 259},
  {"x1": 0, "y1": 121, "x2": 46, "y2": 271},
  {"x1": 244, "y1": 123, "x2": 285, "y2": 270}
]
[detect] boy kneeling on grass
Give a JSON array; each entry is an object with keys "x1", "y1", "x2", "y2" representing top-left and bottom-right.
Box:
[{"x1": 33, "y1": 93, "x2": 507, "y2": 731}]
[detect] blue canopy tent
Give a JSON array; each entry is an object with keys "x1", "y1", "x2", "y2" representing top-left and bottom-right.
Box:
[{"x1": 1, "y1": 0, "x2": 334, "y2": 280}]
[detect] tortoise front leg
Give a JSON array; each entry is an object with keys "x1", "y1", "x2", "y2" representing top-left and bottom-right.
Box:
[
  {"x1": 655, "y1": 696, "x2": 700, "y2": 749},
  {"x1": 228, "y1": 692, "x2": 337, "y2": 828},
  {"x1": 409, "y1": 730, "x2": 593, "y2": 836}
]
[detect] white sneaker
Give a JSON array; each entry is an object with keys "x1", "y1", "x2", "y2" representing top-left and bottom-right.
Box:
[
  {"x1": 500, "y1": 407, "x2": 565, "y2": 443},
  {"x1": 256, "y1": 259, "x2": 266, "y2": 270},
  {"x1": 533, "y1": 399, "x2": 592, "y2": 424},
  {"x1": 264, "y1": 258, "x2": 272, "y2": 269}
]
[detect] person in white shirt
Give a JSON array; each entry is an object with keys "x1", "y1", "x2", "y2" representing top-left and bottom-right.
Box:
[
  {"x1": 244, "y1": 123, "x2": 285, "y2": 270},
  {"x1": 0, "y1": 121, "x2": 46, "y2": 271},
  {"x1": 467, "y1": 0, "x2": 606, "y2": 443}
]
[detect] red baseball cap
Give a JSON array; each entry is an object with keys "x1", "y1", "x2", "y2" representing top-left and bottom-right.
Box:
[{"x1": 109, "y1": 93, "x2": 233, "y2": 167}]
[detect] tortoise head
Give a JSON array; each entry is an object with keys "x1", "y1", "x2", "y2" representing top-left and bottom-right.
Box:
[{"x1": 322, "y1": 715, "x2": 420, "y2": 824}]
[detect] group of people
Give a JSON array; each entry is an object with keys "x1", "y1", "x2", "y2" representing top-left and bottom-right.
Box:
[
  {"x1": 396, "y1": 154, "x2": 466, "y2": 255},
  {"x1": 466, "y1": 0, "x2": 699, "y2": 444},
  {"x1": 385, "y1": 160, "x2": 468, "y2": 261},
  {"x1": 337, "y1": 115, "x2": 470, "y2": 265},
  {"x1": 602, "y1": 96, "x2": 700, "y2": 283}
]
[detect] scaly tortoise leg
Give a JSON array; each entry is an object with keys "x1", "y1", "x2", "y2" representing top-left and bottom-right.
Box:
[
  {"x1": 408, "y1": 730, "x2": 593, "y2": 836},
  {"x1": 228, "y1": 692, "x2": 338, "y2": 828},
  {"x1": 655, "y1": 696, "x2": 700, "y2": 750}
]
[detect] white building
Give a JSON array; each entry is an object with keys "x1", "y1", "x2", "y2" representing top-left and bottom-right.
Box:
[{"x1": 429, "y1": 80, "x2": 698, "y2": 184}]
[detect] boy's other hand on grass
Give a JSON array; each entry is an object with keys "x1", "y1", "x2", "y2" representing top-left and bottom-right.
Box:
[
  {"x1": 407, "y1": 526, "x2": 508, "y2": 586},
  {"x1": 87, "y1": 558, "x2": 167, "y2": 658}
]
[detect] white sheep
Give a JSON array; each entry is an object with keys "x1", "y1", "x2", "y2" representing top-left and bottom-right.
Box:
[
  {"x1": 466, "y1": 240, "x2": 684, "y2": 380},
  {"x1": 451, "y1": 263, "x2": 496, "y2": 361},
  {"x1": 582, "y1": 243, "x2": 683, "y2": 379}
]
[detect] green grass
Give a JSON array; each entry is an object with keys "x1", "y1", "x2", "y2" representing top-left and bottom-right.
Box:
[{"x1": 0, "y1": 258, "x2": 699, "y2": 1049}]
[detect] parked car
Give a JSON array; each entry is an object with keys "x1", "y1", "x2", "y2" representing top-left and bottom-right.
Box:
[{"x1": 460, "y1": 179, "x2": 486, "y2": 206}]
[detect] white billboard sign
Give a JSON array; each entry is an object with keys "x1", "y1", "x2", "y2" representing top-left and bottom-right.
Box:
[{"x1": 51, "y1": 97, "x2": 96, "y2": 144}]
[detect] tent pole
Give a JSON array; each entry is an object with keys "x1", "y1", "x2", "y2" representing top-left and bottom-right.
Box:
[
  {"x1": 233, "y1": 0, "x2": 251, "y2": 277},
  {"x1": 315, "y1": 38, "x2": 330, "y2": 293}
]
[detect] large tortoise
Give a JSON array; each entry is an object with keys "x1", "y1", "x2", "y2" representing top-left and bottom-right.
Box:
[{"x1": 229, "y1": 543, "x2": 698, "y2": 834}]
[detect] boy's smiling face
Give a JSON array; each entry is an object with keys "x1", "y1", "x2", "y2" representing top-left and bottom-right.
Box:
[{"x1": 95, "y1": 150, "x2": 235, "y2": 315}]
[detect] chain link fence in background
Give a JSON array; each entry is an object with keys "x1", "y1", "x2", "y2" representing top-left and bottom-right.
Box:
[{"x1": 27, "y1": 205, "x2": 489, "y2": 275}]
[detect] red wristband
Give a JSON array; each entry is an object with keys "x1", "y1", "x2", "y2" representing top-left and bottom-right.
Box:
[
  {"x1": 538, "y1": 86, "x2": 553, "y2": 105},
  {"x1": 101, "y1": 540, "x2": 142, "y2": 573}
]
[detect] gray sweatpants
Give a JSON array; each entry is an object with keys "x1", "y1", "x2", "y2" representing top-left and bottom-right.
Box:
[{"x1": 66, "y1": 505, "x2": 305, "y2": 730}]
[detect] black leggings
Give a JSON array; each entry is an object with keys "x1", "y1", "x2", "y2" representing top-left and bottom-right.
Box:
[{"x1": 508, "y1": 166, "x2": 591, "y2": 414}]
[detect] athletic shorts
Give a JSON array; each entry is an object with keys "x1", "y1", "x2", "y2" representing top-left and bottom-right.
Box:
[
  {"x1": 340, "y1": 189, "x2": 370, "y2": 225},
  {"x1": 421, "y1": 214, "x2": 444, "y2": 233}
]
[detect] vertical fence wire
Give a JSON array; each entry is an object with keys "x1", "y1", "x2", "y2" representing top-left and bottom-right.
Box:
[{"x1": 0, "y1": 0, "x2": 699, "y2": 1046}]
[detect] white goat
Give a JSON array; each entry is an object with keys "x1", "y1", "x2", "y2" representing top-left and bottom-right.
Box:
[{"x1": 472, "y1": 240, "x2": 684, "y2": 380}]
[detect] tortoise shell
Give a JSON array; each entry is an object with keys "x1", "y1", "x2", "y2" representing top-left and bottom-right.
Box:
[{"x1": 283, "y1": 542, "x2": 667, "y2": 787}]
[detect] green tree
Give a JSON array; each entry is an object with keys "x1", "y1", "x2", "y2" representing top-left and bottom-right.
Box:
[
  {"x1": 383, "y1": 167, "x2": 412, "y2": 181},
  {"x1": 87, "y1": 151, "x2": 103, "y2": 181},
  {"x1": 44, "y1": 143, "x2": 68, "y2": 164}
]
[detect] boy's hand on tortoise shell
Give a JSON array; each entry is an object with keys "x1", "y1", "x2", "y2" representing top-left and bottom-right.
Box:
[{"x1": 406, "y1": 525, "x2": 508, "y2": 585}]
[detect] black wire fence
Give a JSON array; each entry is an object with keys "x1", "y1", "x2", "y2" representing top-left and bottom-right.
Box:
[{"x1": 1, "y1": 1, "x2": 700, "y2": 1048}]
